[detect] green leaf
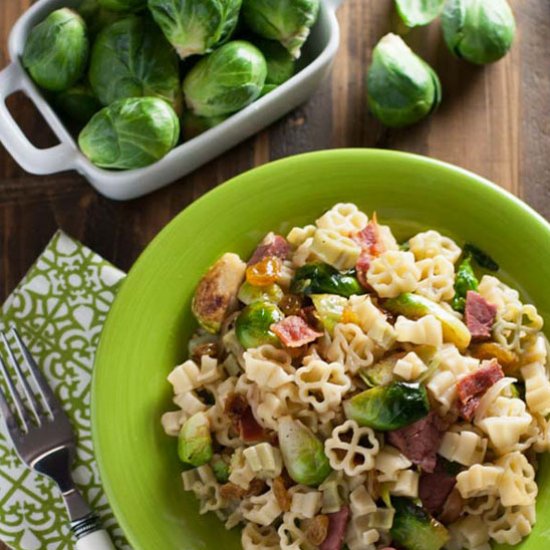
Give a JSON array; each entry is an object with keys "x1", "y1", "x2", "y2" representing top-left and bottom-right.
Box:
[{"x1": 395, "y1": 0, "x2": 445, "y2": 27}]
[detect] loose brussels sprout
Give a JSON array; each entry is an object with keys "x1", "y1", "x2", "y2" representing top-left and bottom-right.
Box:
[
  {"x1": 182, "y1": 112, "x2": 227, "y2": 141},
  {"x1": 55, "y1": 83, "x2": 102, "y2": 125},
  {"x1": 311, "y1": 294, "x2": 347, "y2": 334},
  {"x1": 344, "y1": 382, "x2": 429, "y2": 431},
  {"x1": 395, "y1": 0, "x2": 445, "y2": 28},
  {"x1": 183, "y1": 41, "x2": 267, "y2": 117},
  {"x1": 278, "y1": 417, "x2": 331, "y2": 486},
  {"x1": 98, "y1": 0, "x2": 147, "y2": 12},
  {"x1": 385, "y1": 293, "x2": 471, "y2": 349},
  {"x1": 256, "y1": 38, "x2": 296, "y2": 88},
  {"x1": 148, "y1": 0, "x2": 242, "y2": 59},
  {"x1": 366, "y1": 33, "x2": 441, "y2": 128},
  {"x1": 78, "y1": 97, "x2": 180, "y2": 169},
  {"x1": 451, "y1": 255, "x2": 478, "y2": 312},
  {"x1": 178, "y1": 412, "x2": 213, "y2": 467},
  {"x1": 22, "y1": 9, "x2": 89, "y2": 92},
  {"x1": 235, "y1": 301, "x2": 283, "y2": 348},
  {"x1": 291, "y1": 263, "x2": 363, "y2": 298},
  {"x1": 390, "y1": 497, "x2": 449, "y2": 550},
  {"x1": 238, "y1": 281, "x2": 284, "y2": 306},
  {"x1": 89, "y1": 16, "x2": 182, "y2": 112},
  {"x1": 242, "y1": 0, "x2": 320, "y2": 59},
  {"x1": 442, "y1": 0, "x2": 516, "y2": 65}
]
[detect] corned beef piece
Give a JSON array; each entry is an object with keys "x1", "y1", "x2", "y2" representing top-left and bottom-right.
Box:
[{"x1": 465, "y1": 291, "x2": 497, "y2": 341}]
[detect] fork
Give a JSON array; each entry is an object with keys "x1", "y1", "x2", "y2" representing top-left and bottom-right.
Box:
[{"x1": 0, "y1": 328, "x2": 115, "y2": 549}]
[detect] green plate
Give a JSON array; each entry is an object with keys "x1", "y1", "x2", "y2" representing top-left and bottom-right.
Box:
[{"x1": 92, "y1": 149, "x2": 550, "y2": 550}]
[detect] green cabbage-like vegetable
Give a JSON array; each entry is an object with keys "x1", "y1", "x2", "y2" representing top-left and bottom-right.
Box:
[
  {"x1": 183, "y1": 41, "x2": 267, "y2": 117},
  {"x1": 311, "y1": 294, "x2": 347, "y2": 334},
  {"x1": 256, "y1": 38, "x2": 296, "y2": 89},
  {"x1": 278, "y1": 417, "x2": 331, "y2": 486},
  {"x1": 23, "y1": 8, "x2": 89, "y2": 92},
  {"x1": 78, "y1": 97, "x2": 180, "y2": 169},
  {"x1": 291, "y1": 263, "x2": 363, "y2": 298},
  {"x1": 442, "y1": 0, "x2": 516, "y2": 65},
  {"x1": 148, "y1": 0, "x2": 242, "y2": 59},
  {"x1": 78, "y1": 0, "x2": 123, "y2": 35},
  {"x1": 55, "y1": 83, "x2": 102, "y2": 125},
  {"x1": 242, "y1": 0, "x2": 320, "y2": 59},
  {"x1": 89, "y1": 16, "x2": 182, "y2": 112},
  {"x1": 182, "y1": 112, "x2": 227, "y2": 140},
  {"x1": 451, "y1": 255, "x2": 478, "y2": 312},
  {"x1": 395, "y1": 0, "x2": 445, "y2": 28},
  {"x1": 178, "y1": 412, "x2": 213, "y2": 467},
  {"x1": 344, "y1": 382, "x2": 430, "y2": 431},
  {"x1": 366, "y1": 33, "x2": 441, "y2": 128},
  {"x1": 98, "y1": 0, "x2": 147, "y2": 12},
  {"x1": 235, "y1": 300, "x2": 283, "y2": 348},
  {"x1": 238, "y1": 281, "x2": 284, "y2": 305}
]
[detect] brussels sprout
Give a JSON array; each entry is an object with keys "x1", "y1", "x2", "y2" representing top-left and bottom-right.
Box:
[
  {"x1": 291, "y1": 264, "x2": 363, "y2": 298},
  {"x1": 183, "y1": 41, "x2": 267, "y2": 117},
  {"x1": 242, "y1": 0, "x2": 320, "y2": 59},
  {"x1": 395, "y1": 0, "x2": 445, "y2": 28},
  {"x1": 260, "y1": 84, "x2": 278, "y2": 97},
  {"x1": 148, "y1": 0, "x2": 242, "y2": 59},
  {"x1": 344, "y1": 382, "x2": 429, "y2": 431},
  {"x1": 89, "y1": 16, "x2": 182, "y2": 112},
  {"x1": 390, "y1": 497, "x2": 449, "y2": 550},
  {"x1": 23, "y1": 9, "x2": 89, "y2": 92},
  {"x1": 78, "y1": 0, "x2": 124, "y2": 35},
  {"x1": 235, "y1": 301, "x2": 283, "y2": 349},
  {"x1": 359, "y1": 355, "x2": 399, "y2": 387},
  {"x1": 311, "y1": 294, "x2": 347, "y2": 334},
  {"x1": 366, "y1": 33, "x2": 441, "y2": 128},
  {"x1": 451, "y1": 255, "x2": 478, "y2": 312},
  {"x1": 182, "y1": 112, "x2": 227, "y2": 140},
  {"x1": 178, "y1": 411, "x2": 213, "y2": 467},
  {"x1": 463, "y1": 243, "x2": 499, "y2": 271},
  {"x1": 238, "y1": 281, "x2": 284, "y2": 306},
  {"x1": 211, "y1": 454, "x2": 230, "y2": 482},
  {"x1": 55, "y1": 83, "x2": 102, "y2": 125},
  {"x1": 256, "y1": 38, "x2": 296, "y2": 86},
  {"x1": 385, "y1": 293, "x2": 471, "y2": 349},
  {"x1": 442, "y1": 0, "x2": 516, "y2": 65},
  {"x1": 98, "y1": 0, "x2": 147, "y2": 12},
  {"x1": 278, "y1": 417, "x2": 331, "y2": 486},
  {"x1": 78, "y1": 97, "x2": 180, "y2": 170}
]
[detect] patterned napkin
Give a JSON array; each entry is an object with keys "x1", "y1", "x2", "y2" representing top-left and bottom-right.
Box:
[{"x1": 0, "y1": 231, "x2": 130, "y2": 550}]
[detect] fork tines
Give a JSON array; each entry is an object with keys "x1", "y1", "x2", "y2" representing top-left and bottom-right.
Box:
[{"x1": 0, "y1": 328, "x2": 56, "y2": 433}]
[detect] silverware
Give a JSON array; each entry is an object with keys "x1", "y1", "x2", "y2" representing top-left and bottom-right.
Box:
[{"x1": 0, "y1": 328, "x2": 115, "y2": 550}]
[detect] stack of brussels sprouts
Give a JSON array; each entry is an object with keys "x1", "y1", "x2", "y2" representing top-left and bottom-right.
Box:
[
  {"x1": 367, "y1": 0, "x2": 516, "y2": 128},
  {"x1": 22, "y1": 0, "x2": 321, "y2": 170}
]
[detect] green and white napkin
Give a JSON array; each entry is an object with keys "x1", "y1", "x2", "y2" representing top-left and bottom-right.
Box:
[{"x1": 0, "y1": 231, "x2": 130, "y2": 550}]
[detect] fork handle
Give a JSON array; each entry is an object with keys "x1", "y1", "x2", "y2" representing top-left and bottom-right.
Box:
[{"x1": 71, "y1": 514, "x2": 115, "y2": 549}]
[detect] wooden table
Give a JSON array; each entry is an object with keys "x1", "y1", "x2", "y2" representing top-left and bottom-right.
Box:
[{"x1": 0, "y1": 0, "x2": 549, "y2": 546}]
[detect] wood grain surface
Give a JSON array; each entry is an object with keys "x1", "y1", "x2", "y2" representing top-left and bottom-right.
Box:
[{"x1": 1, "y1": 0, "x2": 550, "y2": 547}]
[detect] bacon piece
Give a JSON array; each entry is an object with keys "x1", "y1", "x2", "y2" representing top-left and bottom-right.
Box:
[
  {"x1": 387, "y1": 412, "x2": 448, "y2": 473},
  {"x1": 319, "y1": 506, "x2": 350, "y2": 550},
  {"x1": 353, "y1": 217, "x2": 385, "y2": 289},
  {"x1": 248, "y1": 233, "x2": 290, "y2": 265},
  {"x1": 465, "y1": 291, "x2": 497, "y2": 341},
  {"x1": 271, "y1": 315, "x2": 323, "y2": 348},
  {"x1": 224, "y1": 393, "x2": 266, "y2": 442},
  {"x1": 457, "y1": 359, "x2": 504, "y2": 420},
  {"x1": 355, "y1": 253, "x2": 372, "y2": 289}
]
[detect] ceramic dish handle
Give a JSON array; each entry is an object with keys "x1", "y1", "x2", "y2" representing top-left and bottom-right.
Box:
[
  {"x1": 326, "y1": 0, "x2": 344, "y2": 11},
  {"x1": 75, "y1": 529, "x2": 115, "y2": 550},
  {"x1": 0, "y1": 62, "x2": 77, "y2": 174}
]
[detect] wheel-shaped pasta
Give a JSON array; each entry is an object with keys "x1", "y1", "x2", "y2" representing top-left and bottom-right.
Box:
[
  {"x1": 241, "y1": 524, "x2": 281, "y2": 550},
  {"x1": 447, "y1": 515, "x2": 491, "y2": 550},
  {"x1": 438, "y1": 429, "x2": 488, "y2": 466},
  {"x1": 244, "y1": 345, "x2": 294, "y2": 389},
  {"x1": 316, "y1": 203, "x2": 368, "y2": 236},
  {"x1": 395, "y1": 314, "x2": 443, "y2": 347},
  {"x1": 493, "y1": 303, "x2": 544, "y2": 353},
  {"x1": 241, "y1": 489, "x2": 283, "y2": 526},
  {"x1": 484, "y1": 503, "x2": 536, "y2": 545},
  {"x1": 277, "y1": 512, "x2": 312, "y2": 550},
  {"x1": 324, "y1": 323, "x2": 375, "y2": 374},
  {"x1": 408, "y1": 230, "x2": 462, "y2": 263},
  {"x1": 496, "y1": 452, "x2": 537, "y2": 507},
  {"x1": 288, "y1": 486, "x2": 323, "y2": 519},
  {"x1": 366, "y1": 250, "x2": 420, "y2": 298},
  {"x1": 310, "y1": 228, "x2": 361, "y2": 270},
  {"x1": 415, "y1": 255, "x2": 455, "y2": 302},
  {"x1": 522, "y1": 361, "x2": 550, "y2": 416},
  {"x1": 456, "y1": 464, "x2": 504, "y2": 499},
  {"x1": 243, "y1": 443, "x2": 283, "y2": 480},
  {"x1": 393, "y1": 352, "x2": 428, "y2": 381},
  {"x1": 324, "y1": 420, "x2": 380, "y2": 476}
]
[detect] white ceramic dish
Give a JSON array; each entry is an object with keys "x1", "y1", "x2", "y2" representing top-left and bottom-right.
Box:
[{"x1": 0, "y1": 0, "x2": 343, "y2": 200}]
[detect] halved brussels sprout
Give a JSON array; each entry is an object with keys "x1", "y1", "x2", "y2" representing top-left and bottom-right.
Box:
[
  {"x1": 148, "y1": 0, "x2": 242, "y2": 59},
  {"x1": 442, "y1": 0, "x2": 516, "y2": 65},
  {"x1": 23, "y1": 8, "x2": 89, "y2": 92},
  {"x1": 395, "y1": 0, "x2": 445, "y2": 28},
  {"x1": 55, "y1": 83, "x2": 102, "y2": 125},
  {"x1": 235, "y1": 300, "x2": 283, "y2": 349},
  {"x1": 78, "y1": 97, "x2": 180, "y2": 170},
  {"x1": 238, "y1": 281, "x2": 284, "y2": 306},
  {"x1": 89, "y1": 16, "x2": 182, "y2": 112},
  {"x1": 182, "y1": 112, "x2": 227, "y2": 141},
  {"x1": 98, "y1": 0, "x2": 147, "y2": 12},
  {"x1": 359, "y1": 354, "x2": 400, "y2": 387},
  {"x1": 255, "y1": 38, "x2": 297, "y2": 89},
  {"x1": 183, "y1": 40, "x2": 267, "y2": 117},
  {"x1": 367, "y1": 33, "x2": 441, "y2": 128},
  {"x1": 291, "y1": 263, "x2": 363, "y2": 298},
  {"x1": 311, "y1": 294, "x2": 347, "y2": 334},
  {"x1": 242, "y1": 0, "x2": 320, "y2": 59},
  {"x1": 178, "y1": 411, "x2": 213, "y2": 467},
  {"x1": 344, "y1": 382, "x2": 430, "y2": 431},
  {"x1": 278, "y1": 417, "x2": 331, "y2": 486}
]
